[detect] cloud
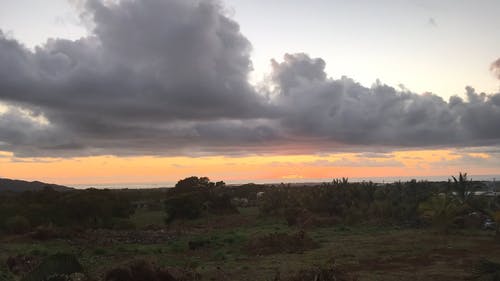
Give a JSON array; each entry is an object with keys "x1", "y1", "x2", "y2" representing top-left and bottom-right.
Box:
[
  {"x1": 0, "y1": 0, "x2": 276, "y2": 156},
  {"x1": 491, "y1": 58, "x2": 500, "y2": 80},
  {"x1": 271, "y1": 53, "x2": 500, "y2": 147},
  {"x1": 270, "y1": 53, "x2": 326, "y2": 95},
  {"x1": 310, "y1": 158, "x2": 404, "y2": 168},
  {"x1": 0, "y1": 0, "x2": 499, "y2": 158}
]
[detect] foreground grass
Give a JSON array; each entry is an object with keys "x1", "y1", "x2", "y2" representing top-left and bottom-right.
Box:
[{"x1": 2, "y1": 207, "x2": 500, "y2": 281}]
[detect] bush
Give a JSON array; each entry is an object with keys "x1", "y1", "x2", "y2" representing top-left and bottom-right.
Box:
[
  {"x1": 164, "y1": 192, "x2": 204, "y2": 223},
  {"x1": 5, "y1": 255, "x2": 39, "y2": 276},
  {"x1": 188, "y1": 239, "x2": 210, "y2": 250},
  {"x1": 284, "y1": 207, "x2": 301, "y2": 226},
  {"x1": 111, "y1": 219, "x2": 136, "y2": 230},
  {"x1": 30, "y1": 225, "x2": 67, "y2": 241},
  {"x1": 204, "y1": 192, "x2": 238, "y2": 215},
  {"x1": 4, "y1": 216, "x2": 31, "y2": 234},
  {"x1": 245, "y1": 231, "x2": 319, "y2": 256},
  {"x1": 105, "y1": 259, "x2": 201, "y2": 281},
  {"x1": 418, "y1": 194, "x2": 466, "y2": 231},
  {"x1": 471, "y1": 259, "x2": 500, "y2": 281},
  {"x1": 0, "y1": 269, "x2": 15, "y2": 281},
  {"x1": 21, "y1": 254, "x2": 83, "y2": 281},
  {"x1": 93, "y1": 248, "x2": 108, "y2": 256},
  {"x1": 164, "y1": 190, "x2": 237, "y2": 223},
  {"x1": 278, "y1": 265, "x2": 357, "y2": 281},
  {"x1": 0, "y1": 189, "x2": 135, "y2": 231},
  {"x1": 259, "y1": 188, "x2": 290, "y2": 215}
]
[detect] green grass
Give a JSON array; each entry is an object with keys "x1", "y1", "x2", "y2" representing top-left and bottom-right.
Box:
[
  {"x1": 130, "y1": 209, "x2": 166, "y2": 229},
  {"x1": 2, "y1": 207, "x2": 500, "y2": 281}
]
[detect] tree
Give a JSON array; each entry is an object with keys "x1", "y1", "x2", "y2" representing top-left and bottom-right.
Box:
[
  {"x1": 215, "y1": 181, "x2": 226, "y2": 188},
  {"x1": 174, "y1": 176, "x2": 212, "y2": 189},
  {"x1": 450, "y1": 172, "x2": 474, "y2": 204}
]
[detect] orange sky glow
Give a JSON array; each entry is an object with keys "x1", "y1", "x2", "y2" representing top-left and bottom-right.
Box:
[{"x1": 0, "y1": 149, "x2": 497, "y2": 186}]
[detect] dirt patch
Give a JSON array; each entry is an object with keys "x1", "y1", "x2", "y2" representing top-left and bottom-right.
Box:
[
  {"x1": 245, "y1": 230, "x2": 319, "y2": 256},
  {"x1": 277, "y1": 265, "x2": 357, "y2": 281},
  {"x1": 356, "y1": 254, "x2": 435, "y2": 272},
  {"x1": 105, "y1": 259, "x2": 201, "y2": 281},
  {"x1": 351, "y1": 247, "x2": 472, "y2": 273},
  {"x1": 72, "y1": 229, "x2": 176, "y2": 246}
]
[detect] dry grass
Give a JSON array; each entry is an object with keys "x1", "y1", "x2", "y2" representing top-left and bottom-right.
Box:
[{"x1": 2, "y1": 208, "x2": 500, "y2": 281}]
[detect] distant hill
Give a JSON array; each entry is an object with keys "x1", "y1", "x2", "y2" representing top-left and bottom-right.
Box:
[{"x1": 0, "y1": 178, "x2": 74, "y2": 192}]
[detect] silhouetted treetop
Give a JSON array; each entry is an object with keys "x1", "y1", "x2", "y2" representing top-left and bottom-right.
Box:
[{"x1": 174, "y1": 176, "x2": 225, "y2": 190}]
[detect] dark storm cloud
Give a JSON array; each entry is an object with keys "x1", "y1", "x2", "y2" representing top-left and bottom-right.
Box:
[
  {"x1": 0, "y1": 0, "x2": 499, "y2": 157},
  {"x1": 0, "y1": 106, "x2": 77, "y2": 156},
  {"x1": 0, "y1": 0, "x2": 269, "y2": 120},
  {"x1": 0, "y1": 0, "x2": 277, "y2": 156}
]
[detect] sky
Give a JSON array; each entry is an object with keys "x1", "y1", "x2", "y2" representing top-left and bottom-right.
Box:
[{"x1": 0, "y1": 0, "x2": 499, "y2": 186}]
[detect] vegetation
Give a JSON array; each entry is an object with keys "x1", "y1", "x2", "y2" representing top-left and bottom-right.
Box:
[
  {"x1": 21, "y1": 254, "x2": 83, "y2": 281},
  {"x1": 0, "y1": 187, "x2": 135, "y2": 234},
  {"x1": 244, "y1": 231, "x2": 319, "y2": 256},
  {"x1": 472, "y1": 259, "x2": 500, "y2": 281},
  {"x1": 0, "y1": 173, "x2": 499, "y2": 280},
  {"x1": 164, "y1": 177, "x2": 236, "y2": 223}
]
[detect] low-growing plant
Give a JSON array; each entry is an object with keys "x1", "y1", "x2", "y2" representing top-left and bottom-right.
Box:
[
  {"x1": 245, "y1": 230, "x2": 319, "y2": 256},
  {"x1": 21, "y1": 254, "x2": 84, "y2": 281},
  {"x1": 472, "y1": 259, "x2": 500, "y2": 281},
  {"x1": 105, "y1": 259, "x2": 201, "y2": 281},
  {"x1": 4, "y1": 215, "x2": 31, "y2": 234},
  {"x1": 276, "y1": 264, "x2": 357, "y2": 281}
]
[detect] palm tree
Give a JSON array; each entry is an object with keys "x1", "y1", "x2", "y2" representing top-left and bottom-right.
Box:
[{"x1": 451, "y1": 172, "x2": 473, "y2": 204}]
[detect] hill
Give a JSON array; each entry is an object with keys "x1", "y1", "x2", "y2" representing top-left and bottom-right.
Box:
[{"x1": 0, "y1": 178, "x2": 73, "y2": 192}]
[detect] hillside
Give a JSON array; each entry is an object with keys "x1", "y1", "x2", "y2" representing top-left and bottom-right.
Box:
[{"x1": 0, "y1": 178, "x2": 73, "y2": 192}]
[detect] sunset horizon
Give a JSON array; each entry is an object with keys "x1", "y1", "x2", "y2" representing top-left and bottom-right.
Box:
[
  {"x1": 1, "y1": 1, "x2": 500, "y2": 279},
  {"x1": 1, "y1": 0, "x2": 499, "y2": 186}
]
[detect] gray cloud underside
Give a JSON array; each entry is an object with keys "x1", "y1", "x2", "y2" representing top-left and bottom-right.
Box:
[
  {"x1": 0, "y1": 0, "x2": 500, "y2": 157},
  {"x1": 492, "y1": 58, "x2": 500, "y2": 80}
]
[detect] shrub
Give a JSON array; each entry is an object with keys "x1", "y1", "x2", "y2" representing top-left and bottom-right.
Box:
[
  {"x1": 188, "y1": 239, "x2": 210, "y2": 250},
  {"x1": 111, "y1": 219, "x2": 136, "y2": 230},
  {"x1": 245, "y1": 231, "x2": 319, "y2": 256},
  {"x1": 278, "y1": 265, "x2": 357, "y2": 281},
  {"x1": 164, "y1": 192, "x2": 205, "y2": 223},
  {"x1": 164, "y1": 190, "x2": 237, "y2": 223},
  {"x1": 4, "y1": 216, "x2": 31, "y2": 234},
  {"x1": 93, "y1": 248, "x2": 107, "y2": 256},
  {"x1": 0, "y1": 269, "x2": 15, "y2": 281},
  {"x1": 259, "y1": 188, "x2": 289, "y2": 215},
  {"x1": 105, "y1": 259, "x2": 201, "y2": 281},
  {"x1": 284, "y1": 207, "x2": 301, "y2": 226},
  {"x1": 30, "y1": 225, "x2": 66, "y2": 241},
  {"x1": 21, "y1": 254, "x2": 83, "y2": 281},
  {"x1": 204, "y1": 192, "x2": 238, "y2": 215},
  {"x1": 471, "y1": 259, "x2": 500, "y2": 281},
  {"x1": 6, "y1": 255, "x2": 39, "y2": 276},
  {"x1": 418, "y1": 194, "x2": 466, "y2": 231}
]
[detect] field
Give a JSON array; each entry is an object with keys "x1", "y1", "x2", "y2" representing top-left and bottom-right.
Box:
[{"x1": 2, "y1": 206, "x2": 500, "y2": 281}]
